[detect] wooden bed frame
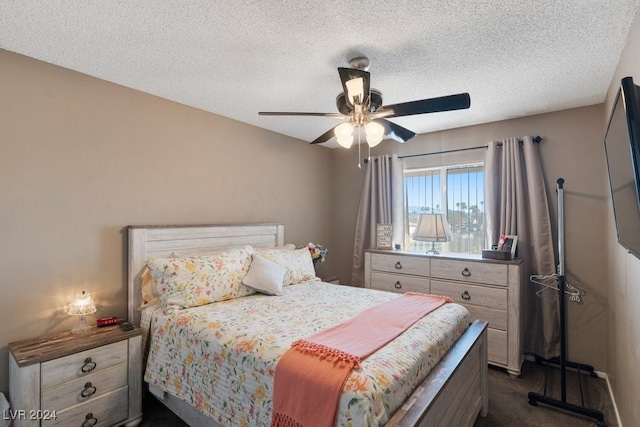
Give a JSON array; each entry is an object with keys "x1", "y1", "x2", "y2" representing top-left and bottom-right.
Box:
[{"x1": 127, "y1": 223, "x2": 488, "y2": 427}]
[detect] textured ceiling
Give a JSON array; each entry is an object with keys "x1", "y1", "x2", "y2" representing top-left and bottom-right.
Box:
[{"x1": 1, "y1": 1, "x2": 639, "y2": 148}]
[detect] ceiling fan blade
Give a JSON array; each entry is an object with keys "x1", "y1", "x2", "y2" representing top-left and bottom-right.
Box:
[
  {"x1": 373, "y1": 119, "x2": 416, "y2": 143},
  {"x1": 310, "y1": 126, "x2": 339, "y2": 144},
  {"x1": 259, "y1": 111, "x2": 345, "y2": 118},
  {"x1": 374, "y1": 93, "x2": 471, "y2": 118},
  {"x1": 338, "y1": 67, "x2": 370, "y2": 106}
]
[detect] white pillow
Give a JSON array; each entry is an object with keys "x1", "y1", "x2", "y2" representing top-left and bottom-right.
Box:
[{"x1": 242, "y1": 254, "x2": 287, "y2": 296}]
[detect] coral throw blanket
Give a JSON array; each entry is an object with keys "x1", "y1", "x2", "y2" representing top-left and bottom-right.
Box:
[{"x1": 271, "y1": 292, "x2": 452, "y2": 427}]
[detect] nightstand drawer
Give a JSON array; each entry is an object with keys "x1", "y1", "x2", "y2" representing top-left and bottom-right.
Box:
[
  {"x1": 41, "y1": 340, "x2": 127, "y2": 387},
  {"x1": 42, "y1": 363, "x2": 127, "y2": 411},
  {"x1": 370, "y1": 271, "x2": 430, "y2": 293},
  {"x1": 431, "y1": 280, "x2": 507, "y2": 310},
  {"x1": 370, "y1": 253, "x2": 430, "y2": 276},
  {"x1": 43, "y1": 386, "x2": 128, "y2": 427},
  {"x1": 431, "y1": 259, "x2": 507, "y2": 286}
]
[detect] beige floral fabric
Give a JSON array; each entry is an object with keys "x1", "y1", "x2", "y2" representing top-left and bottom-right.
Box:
[{"x1": 144, "y1": 282, "x2": 470, "y2": 426}]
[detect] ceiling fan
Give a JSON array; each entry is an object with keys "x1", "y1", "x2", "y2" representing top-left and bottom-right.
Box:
[{"x1": 259, "y1": 56, "x2": 471, "y2": 148}]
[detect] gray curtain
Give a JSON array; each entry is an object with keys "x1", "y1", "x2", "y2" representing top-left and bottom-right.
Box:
[
  {"x1": 351, "y1": 154, "x2": 404, "y2": 287},
  {"x1": 485, "y1": 136, "x2": 559, "y2": 359}
]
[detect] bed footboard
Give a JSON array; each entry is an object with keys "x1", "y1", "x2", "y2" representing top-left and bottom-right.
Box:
[{"x1": 386, "y1": 319, "x2": 489, "y2": 427}]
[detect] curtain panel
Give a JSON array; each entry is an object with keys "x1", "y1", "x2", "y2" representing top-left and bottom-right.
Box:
[
  {"x1": 485, "y1": 136, "x2": 559, "y2": 359},
  {"x1": 351, "y1": 155, "x2": 404, "y2": 287}
]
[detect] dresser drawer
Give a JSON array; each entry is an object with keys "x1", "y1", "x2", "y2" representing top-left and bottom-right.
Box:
[
  {"x1": 43, "y1": 386, "x2": 128, "y2": 427},
  {"x1": 431, "y1": 259, "x2": 507, "y2": 286},
  {"x1": 42, "y1": 363, "x2": 127, "y2": 411},
  {"x1": 431, "y1": 280, "x2": 507, "y2": 310},
  {"x1": 488, "y1": 329, "x2": 508, "y2": 365},
  {"x1": 370, "y1": 271, "x2": 430, "y2": 293},
  {"x1": 370, "y1": 253, "x2": 430, "y2": 276},
  {"x1": 460, "y1": 304, "x2": 507, "y2": 331},
  {"x1": 41, "y1": 340, "x2": 127, "y2": 388}
]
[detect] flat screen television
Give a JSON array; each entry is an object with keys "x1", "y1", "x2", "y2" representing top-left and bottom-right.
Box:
[{"x1": 604, "y1": 76, "x2": 640, "y2": 259}]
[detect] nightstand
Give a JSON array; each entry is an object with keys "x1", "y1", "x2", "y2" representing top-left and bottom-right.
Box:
[{"x1": 9, "y1": 326, "x2": 143, "y2": 427}]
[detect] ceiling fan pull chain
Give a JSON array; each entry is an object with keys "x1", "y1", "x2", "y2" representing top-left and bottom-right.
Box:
[{"x1": 358, "y1": 130, "x2": 362, "y2": 169}]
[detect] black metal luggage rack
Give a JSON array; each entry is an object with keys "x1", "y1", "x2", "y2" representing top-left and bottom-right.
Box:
[{"x1": 527, "y1": 178, "x2": 605, "y2": 427}]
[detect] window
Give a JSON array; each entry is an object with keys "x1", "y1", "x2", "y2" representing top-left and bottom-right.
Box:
[{"x1": 404, "y1": 163, "x2": 485, "y2": 254}]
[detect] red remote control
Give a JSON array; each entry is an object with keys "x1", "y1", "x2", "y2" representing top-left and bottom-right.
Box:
[{"x1": 97, "y1": 316, "x2": 118, "y2": 327}]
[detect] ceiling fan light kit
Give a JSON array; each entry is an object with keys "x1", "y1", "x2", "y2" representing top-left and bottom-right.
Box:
[
  {"x1": 364, "y1": 121, "x2": 384, "y2": 146},
  {"x1": 333, "y1": 120, "x2": 384, "y2": 148},
  {"x1": 335, "y1": 122, "x2": 355, "y2": 148},
  {"x1": 258, "y1": 56, "x2": 471, "y2": 148}
]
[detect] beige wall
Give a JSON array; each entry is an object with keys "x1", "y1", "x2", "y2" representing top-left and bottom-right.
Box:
[
  {"x1": 0, "y1": 49, "x2": 333, "y2": 394},
  {"x1": 603, "y1": 13, "x2": 640, "y2": 427}
]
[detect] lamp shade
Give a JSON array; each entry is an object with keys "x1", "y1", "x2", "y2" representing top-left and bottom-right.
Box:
[
  {"x1": 345, "y1": 77, "x2": 364, "y2": 105},
  {"x1": 68, "y1": 291, "x2": 97, "y2": 333},
  {"x1": 365, "y1": 121, "x2": 384, "y2": 147},
  {"x1": 68, "y1": 291, "x2": 97, "y2": 316},
  {"x1": 336, "y1": 134, "x2": 354, "y2": 148},
  {"x1": 413, "y1": 214, "x2": 452, "y2": 242}
]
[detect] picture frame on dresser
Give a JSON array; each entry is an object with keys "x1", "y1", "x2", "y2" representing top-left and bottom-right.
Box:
[
  {"x1": 375, "y1": 223, "x2": 393, "y2": 249},
  {"x1": 498, "y1": 235, "x2": 518, "y2": 260}
]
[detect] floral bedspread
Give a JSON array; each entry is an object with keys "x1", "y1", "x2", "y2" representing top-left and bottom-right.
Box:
[{"x1": 144, "y1": 281, "x2": 470, "y2": 427}]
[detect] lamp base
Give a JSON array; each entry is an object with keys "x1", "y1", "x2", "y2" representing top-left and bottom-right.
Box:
[
  {"x1": 426, "y1": 242, "x2": 440, "y2": 255},
  {"x1": 71, "y1": 315, "x2": 92, "y2": 334}
]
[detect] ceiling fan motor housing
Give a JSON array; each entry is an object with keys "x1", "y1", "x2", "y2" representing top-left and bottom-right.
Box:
[{"x1": 336, "y1": 89, "x2": 383, "y2": 115}]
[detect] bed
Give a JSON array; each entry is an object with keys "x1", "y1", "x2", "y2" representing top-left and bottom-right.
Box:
[{"x1": 127, "y1": 223, "x2": 488, "y2": 426}]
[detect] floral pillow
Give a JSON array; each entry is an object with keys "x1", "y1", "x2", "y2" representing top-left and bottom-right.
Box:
[
  {"x1": 146, "y1": 246, "x2": 254, "y2": 313},
  {"x1": 253, "y1": 246, "x2": 319, "y2": 286},
  {"x1": 138, "y1": 251, "x2": 181, "y2": 311}
]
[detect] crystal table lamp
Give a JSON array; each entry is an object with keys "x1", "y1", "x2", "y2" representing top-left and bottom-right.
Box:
[
  {"x1": 68, "y1": 291, "x2": 97, "y2": 334},
  {"x1": 413, "y1": 213, "x2": 453, "y2": 254}
]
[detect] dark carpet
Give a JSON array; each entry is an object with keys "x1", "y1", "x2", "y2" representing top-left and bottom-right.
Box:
[
  {"x1": 474, "y1": 360, "x2": 615, "y2": 427},
  {"x1": 141, "y1": 361, "x2": 616, "y2": 426}
]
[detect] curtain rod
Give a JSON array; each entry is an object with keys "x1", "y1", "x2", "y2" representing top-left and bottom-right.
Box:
[{"x1": 364, "y1": 135, "x2": 543, "y2": 163}]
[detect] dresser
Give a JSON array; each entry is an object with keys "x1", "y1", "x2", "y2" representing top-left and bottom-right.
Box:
[
  {"x1": 364, "y1": 249, "x2": 524, "y2": 376},
  {"x1": 8, "y1": 326, "x2": 143, "y2": 427}
]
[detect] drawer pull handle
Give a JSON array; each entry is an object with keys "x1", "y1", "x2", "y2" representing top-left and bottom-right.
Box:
[
  {"x1": 81, "y1": 357, "x2": 97, "y2": 373},
  {"x1": 395, "y1": 261, "x2": 402, "y2": 270},
  {"x1": 82, "y1": 413, "x2": 98, "y2": 427},
  {"x1": 461, "y1": 291, "x2": 471, "y2": 300},
  {"x1": 461, "y1": 267, "x2": 471, "y2": 277},
  {"x1": 394, "y1": 281, "x2": 402, "y2": 289},
  {"x1": 81, "y1": 382, "x2": 97, "y2": 398}
]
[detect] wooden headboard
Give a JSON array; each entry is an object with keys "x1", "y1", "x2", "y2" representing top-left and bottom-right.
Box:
[{"x1": 127, "y1": 223, "x2": 284, "y2": 326}]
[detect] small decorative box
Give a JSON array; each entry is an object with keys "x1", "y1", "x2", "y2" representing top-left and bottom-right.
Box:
[{"x1": 481, "y1": 249, "x2": 512, "y2": 260}]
